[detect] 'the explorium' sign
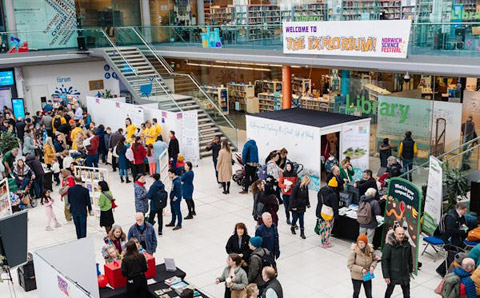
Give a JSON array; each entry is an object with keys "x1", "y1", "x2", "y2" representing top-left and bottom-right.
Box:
[{"x1": 283, "y1": 20, "x2": 412, "y2": 59}]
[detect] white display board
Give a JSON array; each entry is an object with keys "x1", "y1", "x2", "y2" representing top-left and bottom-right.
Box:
[
  {"x1": 423, "y1": 156, "x2": 443, "y2": 235},
  {"x1": 74, "y1": 166, "x2": 109, "y2": 219},
  {"x1": 159, "y1": 149, "x2": 170, "y2": 186},
  {"x1": 283, "y1": 20, "x2": 412, "y2": 58},
  {"x1": 432, "y1": 101, "x2": 463, "y2": 152},
  {"x1": 340, "y1": 123, "x2": 370, "y2": 172},
  {"x1": 181, "y1": 110, "x2": 200, "y2": 165},
  {"x1": 34, "y1": 238, "x2": 99, "y2": 298},
  {"x1": 128, "y1": 105, "x2": 145, "y2": 127}
]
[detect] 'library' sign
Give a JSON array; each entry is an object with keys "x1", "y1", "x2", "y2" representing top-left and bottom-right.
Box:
[{"x1": 283, "y1": 20, "x2": 411, "y2": 59}]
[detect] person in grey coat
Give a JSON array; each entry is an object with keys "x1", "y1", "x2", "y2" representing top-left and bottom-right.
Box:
[
  {"x1": 134, "y1": 175, "x2": 149, "y2": 215},
  {"x1": 215, "y1": 253, "x2": 248, "y2": 297},
  {"x1": 358, "y1": 188, "x2": 381, "y2": 244},
  {"x1": 23, "y1": 129, "x2": 36, "y2": 156}
]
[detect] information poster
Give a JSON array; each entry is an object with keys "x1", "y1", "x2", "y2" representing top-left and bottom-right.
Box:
[
  {"x1": 382, "y1": 178, "x2": 422, "y2": 275},
  {"x1": 181, "y1": 111, "x2": 199, "y2": 165},
  {"x1": 74, "y1": 166, "x2": 109, "y2": 219},
  {"x1": 128, "y1": 106, "x2": 145, "y2": 127},
  {"x1": 0, "y1": 179, "x2": 12, "y2": 218},
  {"x1": 13, "y1": 0, "x2": 78, "y2": 49},
  {"x1": 423, "y1": 156, "x2": 443, "y2": 235},
  {"x1": 341, "y1": 123, "x2": 370, "y2": 172},
  {"x1": 462, "y1": 91, "x2": 480, "y2": 129},
  {"x1": 283, "y1": 20, "x2": 411, "y2": 58}
]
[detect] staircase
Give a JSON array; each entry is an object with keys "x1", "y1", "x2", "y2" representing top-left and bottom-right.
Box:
[{"x1": 98, "y1": 46, "x2": 233, "y2": 158}]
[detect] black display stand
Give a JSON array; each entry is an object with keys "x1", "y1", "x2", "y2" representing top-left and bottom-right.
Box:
[{"x1": 331, "y1": 215, "x2": 383, "y2": 249}]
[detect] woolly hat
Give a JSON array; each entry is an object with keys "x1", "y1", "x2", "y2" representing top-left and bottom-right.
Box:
[
  {"x1": 328, "y1": 178, "x2": 338, "y2": 188},
  {"x1": 249, "y1": 236, "x2": 263, "y2": 248},
  {"x1": 357, "y1": 233, "x2": 368, "y2": 244}
]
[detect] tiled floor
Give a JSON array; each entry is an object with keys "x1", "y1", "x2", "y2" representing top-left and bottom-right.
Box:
[{"x1": 1, "y1": 150, "x2": 443, "y2": 298}]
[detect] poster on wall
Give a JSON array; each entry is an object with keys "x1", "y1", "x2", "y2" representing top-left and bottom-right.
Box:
[
  {"x1": 13, "y1": 0, "x2": 78, "y2": 49},
  {"x1": 0, "y1": 179, "x2": 12, "y2": 218},
  {"x1": 181, "y1": 111, "x2": 200, "y2": 165},
  {"x1": 127, "y1": 106, "x2": 145, "y2": 127},
  {"x1": 382, "y1": 178, "x2": 422, "y2": 275},
  {"x1": 74, "y1": 166, "x2": 109, "y2": 219},
  {"x1": 432, "y1": 101, "x2": 462, "y2": 153},
  {"x1": 341, "y1": 123, "x2": 370, "y2": 172},
  {"x1": 462, "y1": 91, "x2": 480, "y2": 132},
  {"x1": 423, "y1": 156, "x2": 443, "y2": 235},
  {"x1": 283, "y1": 20, "x2": 411, "y2": 58}
]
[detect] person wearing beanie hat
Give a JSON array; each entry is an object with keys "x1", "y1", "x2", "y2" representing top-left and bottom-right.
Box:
[
  {"x1": 247, "y1": 236, "x2": 270, "y2": 290},
  {"x1": 347, "y1": 233, "x2": 377, "y2": 298},
  {"x1": 315, "y1": 179, "x2": 340, "y2": 249}
]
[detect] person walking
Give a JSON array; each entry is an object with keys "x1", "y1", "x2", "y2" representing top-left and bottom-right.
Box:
[
  {"x1": 247, "y1": 237, "x2": 269, "y2": 291},
  {"x1": 226, "y1": 223, "x2": 251, "y2": 264},
  {"x1": 131, "y1": 137, "x2": 147, "y2": 179},
  {"x1": 316, "y1": 178, "x2": 340, "y2": 249},
  {"x1": 278, "y1": 162, "x2": 298, "y2": 225},
  {"x1": 289, "y1": 175, "x2": 311, "y2": 239},
  {"x1": 255, "y1": 180, "x2": 279, "y2": 226},
  {"x1": 347, "y1": 234, "x2": 377, "y2": 298},
  {"x1": 357, "y1": 188, "x2": 381, "y2": 244},
  {"x1": 240, "y1": 139, "x2": 259, "y2": 194},
  {"x1": 206, "y1": 135, "x2": 222, "y2": 184},
  {"x1": 166, "y1": 168, "x2": 183, "y2": 230},
  {"x1": 261, "y1": 267, "x2": 283, "y2": 298},
  {"x1": 116, "y1": 137, "x2": 131, "y2": 183},
  {"x1": 41, "y1": 190, "x2": 62, "y2": 231},
  {"x1": 109, "y1": 128, "x2": 123, "y2": 172},
  {"x1": 382, "y1": 227, "x2": 413, "y2": 298},
  {"x1": 85, "y1": 130, "x2": 100, "y2": 168},
  {"x1": 215, "y1": 253, "x2": 248, "y2": 298},
  {"x1": 121, "y1": 240, "x2": 149, "y2": 298},
  {"x1": 168, "y1": 130, "x2": 180, "y2": 170},
  {"x1": 398, "y1": 131, "x2": 417, "y2": 182},
  {"x1": 255, "y1": 213, "x2": 280, "y2": 262},
  {"x1": 146, "y1": 173, "x2": 167, "y2": 236},
  {"x1": 182, "y1": 161, "x2": 196, "y2": 219},
  {"x1": 217, "y1": 140, "x2": 233, "y2": 195},
  {"x1": 134, "y1": 174, "x2": 149, "y2": 216},
  {"x1": 59, "y1": 169, "x2": 74, "y2": 222},
  {"x1": 153, "y1": 135, "x2": 168, "y2": 173},
  {"x1": 68, "y1": 176, "x2": 92, "y2": 239},
  {"x1": 127, "y1": 213, "x2": 157, "y2": 255},
  {"x1": 98, "y1": 181, "x2": 115, "y2": 234}
]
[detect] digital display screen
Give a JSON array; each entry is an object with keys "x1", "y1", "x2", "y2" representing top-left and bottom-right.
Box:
[{"x1": 0, "y1": 71, "x2": 14, "y2": 86}]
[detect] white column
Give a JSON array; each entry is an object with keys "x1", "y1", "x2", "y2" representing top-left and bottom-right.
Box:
[
  {"x1": 4, "y1": 0, "x2": 17, "y2": 32},
  {"x1": 140, "y1": 0, "x2": 152, "y2": 42},
  {"x1": 197, "y1": 0, "x2": 205, "y2": 25}
]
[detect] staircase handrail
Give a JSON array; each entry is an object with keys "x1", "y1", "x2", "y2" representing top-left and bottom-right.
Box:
[
  {"x1": 398, "y1": 135, "x2": 480, "y2": 180},
  {"x1": 99, "y1": 29, "x2": 182, "y2": 112},
  {"x1": 130, "y1": 27, "x2": 237, "y2": 130}
]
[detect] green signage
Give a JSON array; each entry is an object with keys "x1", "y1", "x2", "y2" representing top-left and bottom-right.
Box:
[{"x1": 345, "y1": 95, "x2": 410, "y2": 123}]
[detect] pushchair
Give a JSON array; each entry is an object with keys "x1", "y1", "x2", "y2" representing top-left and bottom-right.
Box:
[
  {"x1": 232, "y1": 153, "x2": 247, "y2": 186},
  {"x1": 9, "y1": 178, "x2": 36, "y2": 212}
]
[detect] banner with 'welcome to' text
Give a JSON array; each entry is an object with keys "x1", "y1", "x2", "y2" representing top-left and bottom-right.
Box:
[{"x1": 283, "y1": 20, "x2": 412, "y2": 59}]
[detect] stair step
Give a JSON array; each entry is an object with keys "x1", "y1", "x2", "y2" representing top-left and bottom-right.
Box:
[{"x1": 199, "y1": 127, "x2": 220, "y2": 133}]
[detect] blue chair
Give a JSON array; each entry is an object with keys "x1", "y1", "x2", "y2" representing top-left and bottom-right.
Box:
[
  {"x1": 464, "y1": 240, "x2": 480, "y2": 249},
  {"x1": 422, "y1": 236, "x2": 445, "y2": 261}
]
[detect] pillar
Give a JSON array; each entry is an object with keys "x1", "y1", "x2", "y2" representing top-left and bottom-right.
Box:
[
  {"x1": 197, "y1": 0, "x2": 205, "y2": 25},
  {"x1": 4, "y1": 0, "x2": 16, "y2": 32},
  {"x1": 341, "y1": 69, "x2": 350, "y2": 97},
  {"x1": 282, "y1": 65, "x2": 292, "y2": 109},
  {"x1": 140, "y1": 0, "x2": 151, "y2": 42}
]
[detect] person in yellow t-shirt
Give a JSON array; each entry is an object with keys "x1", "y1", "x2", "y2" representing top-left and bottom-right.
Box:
[
  {"x1": 145, "y1": 121, "x2": 156, "y2": 146},
  {"x1": 140, "y1": 123, "x2": 148, "y2": 143},
  {"x1": 70, "y1": 121, "x2": 83, "y2": 150},
  {"x1": 125, "y1": 118, "x2": 137, "y2": 140},
  {"x1": 152, "y1": 118, "x2": 162, "y2": 140}
]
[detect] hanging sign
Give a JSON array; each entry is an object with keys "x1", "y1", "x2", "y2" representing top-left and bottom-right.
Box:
[{"x1": 283, "y1": 20, "x2": 412, "y2": 58}]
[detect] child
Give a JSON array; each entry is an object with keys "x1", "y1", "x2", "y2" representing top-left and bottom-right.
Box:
[
  {"x1": 41, "y1": 190, "x2": 62, "y2": 231},
  {"x1": 246, "y1": 284, "x2": 259, "y2": 298},
  {"x1": 130, "y1": 237, "x2": 146, "y2": 254},
  {"x1": 146, "y1": 144, "x2": 156, "y2": 176},
  {"x1": 105, "y1": 245, "x2": 122, "y2": 264},
  {"x1": 175, "y1": 154, "x2": 185, "y2": 176}
]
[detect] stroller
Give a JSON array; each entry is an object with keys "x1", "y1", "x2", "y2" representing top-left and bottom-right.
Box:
[
  {"x1": 9, "y1": 178, "x2": 37, "y2": 212},
  {"x1": 232, "y1": 153, "x2": 247, "y2": 186}
]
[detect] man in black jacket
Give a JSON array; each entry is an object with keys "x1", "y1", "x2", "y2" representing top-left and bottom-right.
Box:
[
  {"x1": 354, "y1": 169, "x2": 378, "y2": 198},
  {"x1": 25, "y1": 154, "x2": 45, "y2": 198},
  {"x1": 68, "y1": 176, "x2": 92, "y2": 239},
  {"x1": 146, "y1": 173, "x2": 167, "y2": 236},
  {"x1": 168, "y1": 130, "x2": 180, "y2": 170},
  {"x1": 398, "y1": 131, "x2": 417, "y2": 182},
  {"x1": 109, "y1": 128, "x2": 124, "y2": 172},
  {"x1": 443, "y1": 202, "x2": 468, "y2": 249},
  {"x1": 206, "y1": 135, "x2": 221, "y2": 184}
]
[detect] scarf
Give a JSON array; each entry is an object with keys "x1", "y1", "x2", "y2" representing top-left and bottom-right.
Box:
[{"x1": 135, "y1": 180, "x2": 145, "y2": 187}]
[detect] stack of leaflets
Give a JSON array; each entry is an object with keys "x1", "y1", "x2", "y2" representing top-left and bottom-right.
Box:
[{"x1": 164, "y1": 276, "x2": 182, "y2": 286}]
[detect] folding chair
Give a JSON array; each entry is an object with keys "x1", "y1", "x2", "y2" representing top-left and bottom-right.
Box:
[
  {"x1": 422, "y1": 236, "x2": 446, "y2": 261},
  {"x1": 464, "y1": 240, "x2": 480, "y2": 250}
]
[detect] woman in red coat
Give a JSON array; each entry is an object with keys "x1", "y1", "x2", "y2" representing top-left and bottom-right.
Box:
[
  {"x1": 278, "y1": 162, "x2": 298, "y2": 225},
  {"x1": 131, "y1": 136, "x2": 147, "y2": 180}
]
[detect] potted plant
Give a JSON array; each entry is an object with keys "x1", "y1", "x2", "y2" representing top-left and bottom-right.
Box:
[
  {"x1": 443, "y1": 162, "x2": 469, "y2": 210},
  {"x1": 0, "y1": 131, "x2": 19, "y2": 155}
]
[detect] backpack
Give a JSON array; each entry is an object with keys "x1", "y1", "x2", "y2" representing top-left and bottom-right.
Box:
[
  {"x1": 154, "y1": 189, "x2": 168, "y2": 210},
  {"x1": 253, "y1": 249, "x2": 276, "y2": 272},
  {"x1": 442, "y1": 272, "x2": 460, "y2": 298},
  {"x1": 357, "y1": 199, "x2": 373, "y2": 225},
  {"x1": 252, "y1": 193, "x2": 266, "y2": 221},
  {"x1": 53, "y1": 117, "x2": 62, "y2": 129},
  {"x1": 257, "y1": 163, "x2": 268, "y2": 180}
]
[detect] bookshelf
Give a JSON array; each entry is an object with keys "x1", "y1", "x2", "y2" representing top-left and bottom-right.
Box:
[
  {"x1": 204, "y1": 0, "x2": 212, "y2": 24},
  {"x1": 203, "y1": 85, "x2": 229, "y2": 114},
  {"x1": 300, "y1": 96, "x2": 332, "y2": 112},
  {"x1": 292, "y1": 76, "x2": 311, "y2": 96},
  {"x1": 363, "y1": 83, "x2": 391, "y2": 101},
  {"x1": 258, "y1": 93, "x2": 282, "y2": 112},
  {"x1": 255, "y1": 80, "x2": 282, "y2": 95},
  {"x1": 210, "y1": 5, "x2": 234, "y2": 24},
  {"x1": 342, "y1": 0, "x2": 379, "y2": 20},
  {"x1": 379, "y1": 0, "x2": 402, "y2": 20},
  {"x1": 227, "y1": 82, "x2": 255, "y2": 112},
  {"x1": 293, "y1": 3, "x2": 328, "y2": 21}
]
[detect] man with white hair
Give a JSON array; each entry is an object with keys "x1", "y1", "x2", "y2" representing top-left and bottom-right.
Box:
[
  {"x1": 357, "y1": 187, "x2": 382, "y2": 244},
  {"x1": 255, "y1": 212, "x2": 280, "y2": 262},
  {"x1": 127, "y1": 212, "x2": 157, "y2": 255},
  {"x1": 74, "y1": 103, "x2": 83, "y2": 121},
  {"x1": 451, "y1": 257, "x2": 476, "y2": 298}
]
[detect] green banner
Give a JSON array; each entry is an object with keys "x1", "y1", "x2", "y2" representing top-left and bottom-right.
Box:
[{"x1": 382, "y1": 178, "x2": 422, "y2": 275}]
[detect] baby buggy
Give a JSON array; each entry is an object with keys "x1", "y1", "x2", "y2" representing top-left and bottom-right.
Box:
[{"x1": 9, "y1": 178, "x2": 36, "y2": 212}]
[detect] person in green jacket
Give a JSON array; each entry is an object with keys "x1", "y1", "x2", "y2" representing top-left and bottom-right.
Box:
[
  {"x1": 339, "y1": 159, "x2": 355, "y2": 184},
  {"x1": 98, "y1": 181, "x2": 115, "y2": 234}
]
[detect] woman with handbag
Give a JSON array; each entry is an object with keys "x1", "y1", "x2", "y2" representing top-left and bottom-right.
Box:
[
  {"x1": 347, "y1": 233, "x2": 377, "y2": 298},
  {"x1": 289, "y1": 175, "x2": 311, "y2": 239},
  {"x1": 98, "y1": 181, "x2": 115, "y2": 234},
  {"x1": 316, "y1": 178, "x2": 340, "y2": 249},
  {"x1": 215, "y1": 253, "x2": 248, "y2": 298}
]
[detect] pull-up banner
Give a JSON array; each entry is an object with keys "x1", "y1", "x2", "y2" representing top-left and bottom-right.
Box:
[{"x1": 283, "y1": 20, "x2": 412, "y2": 58}]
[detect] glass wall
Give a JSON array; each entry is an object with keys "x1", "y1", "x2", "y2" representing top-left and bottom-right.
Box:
[{"x1": 75, "y1": 0, "x2": 142, "y2": 28}]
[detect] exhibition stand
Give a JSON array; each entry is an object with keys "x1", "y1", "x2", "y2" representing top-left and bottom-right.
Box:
[{"x1": 246, "y1": 108, "x2": 371, "y2": 190}]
